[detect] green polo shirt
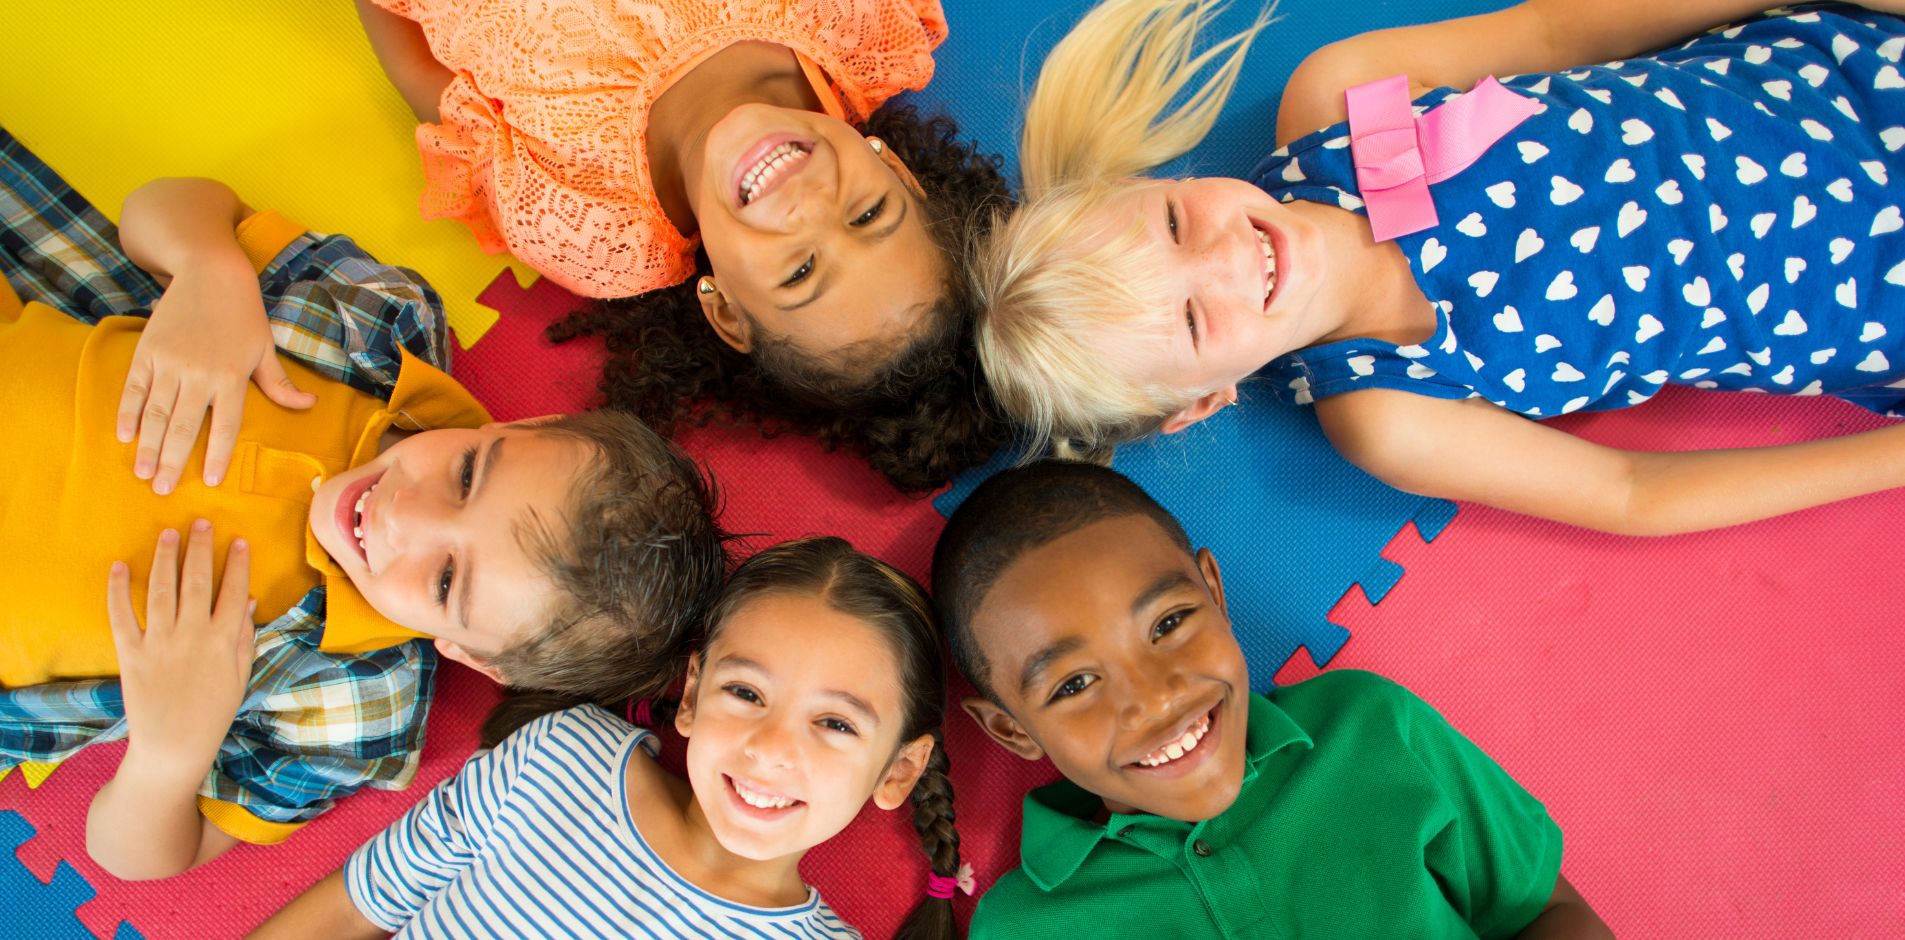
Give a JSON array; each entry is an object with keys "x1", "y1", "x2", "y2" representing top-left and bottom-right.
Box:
[{"x1": 971, "y1": 671, "x2": 1563, "y2": 940}]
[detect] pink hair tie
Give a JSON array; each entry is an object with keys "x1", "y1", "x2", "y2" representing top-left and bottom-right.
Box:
[
  {"x1": 925, "y1": 862, "x2": 976, "y2": 900},
  {"x1": 630, "y1": 698, "x2": 654, "y2": 727}
]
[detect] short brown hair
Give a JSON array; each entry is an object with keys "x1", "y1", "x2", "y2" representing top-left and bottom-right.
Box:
[{"x1": 484, "y1": 410, "x2": 727, "y2": 703}]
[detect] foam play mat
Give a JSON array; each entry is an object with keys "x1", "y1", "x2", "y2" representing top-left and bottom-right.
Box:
[{"x1": 5, "y1": 0, "x2": 1903, "y2": 937}]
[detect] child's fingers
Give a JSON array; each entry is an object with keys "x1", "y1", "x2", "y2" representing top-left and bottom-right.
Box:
[
  {"x1": 116, "y1": 358, "x2": 153, "y2": 444},
  {"x1": 213, "y1": 537, "x2": 253, "y2": 631},
  {"x1": 252, "y1": 355, "x2": 317, "y2": 410},
  {"x1": 104, "y1": 560, "x2": 141, "y2": 655},
  {"x1": 200, "y1": 382, "x2": 248, "y2": 488},
  {"x1": 177, "y1": 519, "x2": 217, "y2": 621},
  {"x1": 152, "y1": 384, "x2": 212, "y2": 496},
  {"x1": 133, "y1": 373, "x2": 183, "y2": 482},
  {"x1": 144, "y1": 528, "x2": 182, "y2": 636}
]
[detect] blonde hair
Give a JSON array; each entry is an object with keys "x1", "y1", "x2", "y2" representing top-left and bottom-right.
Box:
[{"x1": 976, "y1": 0, "x2": 1269, "y2": 457}]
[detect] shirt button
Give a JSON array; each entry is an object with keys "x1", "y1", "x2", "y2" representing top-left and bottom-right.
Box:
[
  {"x1": 1192, "y1": 840, "x2": 1212, "y2": 858},
  {"x1": 1116, "y1": 825, "x2": 1135, "y2": 838}
]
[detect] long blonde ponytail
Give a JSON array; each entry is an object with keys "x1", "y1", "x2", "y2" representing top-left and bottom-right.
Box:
[{"x1": 1019, "y1": 0, "x2": 1271, "y2": 196}]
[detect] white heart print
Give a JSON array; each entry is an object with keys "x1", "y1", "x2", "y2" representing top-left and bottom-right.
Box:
[
  {"x1": 1492, "y1": 305, "x2": 1524, "y2": 332},
  {"x1": 1588, "y1": 294, "x2": 1616, "y2": 326},
  {"x1": 1623, "y1": 265, "x2": 1651, "y2": 291},
  {"x1": 1515, "y1": 229, "x2": 1545, "y2": 263}
]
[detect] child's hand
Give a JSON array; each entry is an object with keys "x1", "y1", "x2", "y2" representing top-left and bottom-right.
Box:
[
  {"x1": 107, "y1": 520, "x2": 258, "y2": 787},
  {"x1": 117, "y1": 257, "x2": 317, "y2": 494}
]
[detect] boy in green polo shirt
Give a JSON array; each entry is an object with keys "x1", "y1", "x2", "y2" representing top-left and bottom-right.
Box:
[{"x1": 932, "y1": 461, "x2": 1612, "y2": 939}]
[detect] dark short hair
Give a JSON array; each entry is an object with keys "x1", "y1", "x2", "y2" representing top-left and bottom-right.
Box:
[
  {"x1": 484, "y1": 410, "x2": 728, "y2": 703},
  {"x1": 930, "y1": 460, "x2": 1191, "y2": 701}
]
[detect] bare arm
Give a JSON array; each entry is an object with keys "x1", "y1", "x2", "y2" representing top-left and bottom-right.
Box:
[
  {"x1": 87, "y1": 767, "x2": 240, "y2": 880},
  {"x1": 1317, "y1": 389, "x2": 1905, "y2": 536},
  {"x1": 249, "y1": 869, "x2": 386, "y2": 939},
  {"x1": 1275, "y1": 0, "x2": 1889, "y2": 142},
  {"x1": 1517, "y1": 874, "x2": 1614, "y2": 939},
  {"x1": 353, "y1": 0, "x2": 454, "y2": 123}
]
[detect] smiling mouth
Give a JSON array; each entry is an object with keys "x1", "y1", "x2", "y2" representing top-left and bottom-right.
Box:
[
  {"x1": 726, "y1": 774, "x2": 805, "y2": 815},
  {"x1": 1131, "y1": 705, "x2": 1217, "y2": 769},
  {"x1": 334, "y1": 471, "x2": 384, "y2": 565},
  {"x1": 738, "y1": 142, "x2": 811, "y2": 206},
  {"x1": 1253, "y1": 221, "x2": 1280, "y2": 312}
]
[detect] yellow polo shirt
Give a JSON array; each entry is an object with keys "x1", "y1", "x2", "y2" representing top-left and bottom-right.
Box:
[{"x1": 0, "y1": 211, "x2": 491, "y2": 689}]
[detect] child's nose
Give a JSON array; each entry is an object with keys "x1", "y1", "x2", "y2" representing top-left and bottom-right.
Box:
[
  {"x1": 380, "y1": 482, "x2": 455, "y2": 551},
  {"x1": 742, "y1": 716, "x2": 802, "y2": 769}
]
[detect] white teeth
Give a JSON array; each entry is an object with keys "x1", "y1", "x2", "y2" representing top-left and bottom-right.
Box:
[
  {"x1": 733, "y1": 779, "x2": 797, "y2": 809},
  {"x1": 739, "y1": 143, "x2": 810, "y2": 205},
  {"x1": 1257, "y1": 227, "x2": 1279, "y2": 303},
  {"x1": 353, "y1": 526, "x2": 363, "y2": 538},
  {"x1": 1137, "y1": 713, "x2": 1212, "y2": 767}
]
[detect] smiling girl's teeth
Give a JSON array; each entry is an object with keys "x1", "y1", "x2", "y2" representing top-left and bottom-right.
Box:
[
  {"x1": 352, "y1": 483, "x2": 378, "y2": 551},
  {"x1": 1137, "y1": 713, "x2": 1212, "y2": 767},
  {"x1": 733, "y1": 779, "x2": 797, "y2": 809},
  {"x1": 1257, "y1": 227, "x2": 1279, "y2": 301},
  {"x1": 739, "y1": 143, "x2": 811, "y2": 205}
]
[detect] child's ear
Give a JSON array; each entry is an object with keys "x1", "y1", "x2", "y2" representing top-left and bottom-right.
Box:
[
  {"x1": 695, "y1": 279, "x2": 753, "y2": 354},
  {"x1": 434, "y1": 639, "x2": 507, "y2": 684},
  {"x1": 962, "y1": 696, "x2": 1045, "y2": 761},
  {"x1": 1159, "y1": 386, "x2": 1240, "y2": 435},
  {"x1": 1195, "y1": 547, "x2": 1228, "y2": 619},
  {"x1": 674, "y1": 655, "x2": 703, "y2": 739},
  {"x1": 871, "y1": 733, "x2": 936, "y2": 811},
  {"x1": 874, "y1": 142, "x2": 928, "y2": 200}
]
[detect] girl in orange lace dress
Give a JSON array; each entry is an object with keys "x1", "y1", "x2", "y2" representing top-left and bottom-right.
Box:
[{"x1": 356, "y1": 0, "x2": 1011, "y2": 491}]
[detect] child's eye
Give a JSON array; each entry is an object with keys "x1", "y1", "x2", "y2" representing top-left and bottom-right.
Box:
[
  {"x1": 436, "y1": 558, "x2": 455, "y2": 607},
  {"x1": 819, "y1": 717, "x2": 858, "y2": 735},
  {"x1": 851, "y1": 196, "x2": 888, "y2": 227},
  {"x1": 782, "y1": 255, "x2": 815, "y2": 287},
  {"x1": 723, "y1": 683, "x2": 763, "y2": 705},
  {"x1": 1167, "y1": 200, "x2": 1179, "y2": 243},
  {"x1": 458, "y1": 446, "x2": 476, "y2": 499},
  {"x1": 1185, "y1": 302, "x2": 1199, "y2": 347},
  {"x1": 1152, "y1": 610, "x2": 1189, "y2": 641},
  {"x1": 1050, "y1": 673, "x2": 1096, "y2": 702}
]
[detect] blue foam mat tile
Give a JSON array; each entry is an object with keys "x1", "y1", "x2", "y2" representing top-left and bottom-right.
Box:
[
  {"x1": 935, "y1": 396, "x2": 1456, "y2": 687},
  {"x1": 0, "y1": 810, "x2": 114, "y2": 939}
]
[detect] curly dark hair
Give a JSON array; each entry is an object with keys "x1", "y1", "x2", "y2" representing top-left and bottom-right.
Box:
[{"x1": 548, "y1": 105, "x2": 1015, "y2": 493}]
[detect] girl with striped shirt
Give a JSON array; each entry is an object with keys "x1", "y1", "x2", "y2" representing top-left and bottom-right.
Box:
[{"x1": 257, "y1": 537, "x2": 967, "y2": 939}]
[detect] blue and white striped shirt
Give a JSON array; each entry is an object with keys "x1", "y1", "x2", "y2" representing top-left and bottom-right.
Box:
[{"x1": 345, "y1": 705, "x2": 863, "y2": 939}]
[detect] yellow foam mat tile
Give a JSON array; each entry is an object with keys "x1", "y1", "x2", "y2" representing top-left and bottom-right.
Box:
[
  {"x1": 0, "y1": 761, "x2": 61, "y2": 788},
  {"x1": 1, "y1": 2, "x2": 541, "y2": 344}
]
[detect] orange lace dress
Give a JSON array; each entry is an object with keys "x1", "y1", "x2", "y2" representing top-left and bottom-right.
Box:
[{"x1": 372, "y1": 0, "x2": 948, "y2": 298}]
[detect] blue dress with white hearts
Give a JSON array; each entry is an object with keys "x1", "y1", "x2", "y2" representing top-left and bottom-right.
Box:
[{"x1": 1255, "y1": 5, "x2": 1905, "y2": 418}]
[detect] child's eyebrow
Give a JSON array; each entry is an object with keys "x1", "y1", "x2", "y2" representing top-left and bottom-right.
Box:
[
  {"x1": 1129, "y1": 571, "x2": 1197, "y2": 618},
  {"x1": 456, "y1": 436, "x2": 505, "y2": 632},
  {"x1": 1019, "y1": 636, "x2": 1085, "y2": 698}
]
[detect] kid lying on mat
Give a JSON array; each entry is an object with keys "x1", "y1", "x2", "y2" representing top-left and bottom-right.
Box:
[
  {"x1": 354, "y1": 0, "x2": 1012, "y2": 492},
  {"x1": 977, "y1": 0, "x2": 1905, "y2": 535},
  {"x1": 257, "y1": 537, "x2": 967, "y2": 940},
  {"x1": 0, "y1": 136, "x2": 726, "y2": 880},
  {"x1": 932, "y1": 461, "x2": 1611, "y2": 939}
]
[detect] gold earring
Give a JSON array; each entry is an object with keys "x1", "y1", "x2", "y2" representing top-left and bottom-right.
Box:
[
  {"x1": 697, "y1": 276, "x2": 717, "y2": 295},
  {"x1": 867, "y1": 136, "x2": 885, "y2": 154}
]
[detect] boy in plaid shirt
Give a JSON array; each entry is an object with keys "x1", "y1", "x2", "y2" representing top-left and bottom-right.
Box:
[{"x1": 0, "y1": 129, "x2": 726, "y2": 879}]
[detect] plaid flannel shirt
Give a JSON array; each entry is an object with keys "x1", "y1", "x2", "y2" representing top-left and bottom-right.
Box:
[{"x1": 0, "y1": 127, "x2": 449, "y2": 836}]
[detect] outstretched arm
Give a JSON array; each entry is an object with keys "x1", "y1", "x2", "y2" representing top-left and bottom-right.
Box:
[
  {"x1": 1276, "y1": 0, "x2": 1904, "y2": 142},
  {"x1": 249, "y1": 869, "x2": 385, "y2": 939},
  {"x1": 354, "y1": 0, "x2": 454, "y2": 123},
  {"x1": 1318, "y1": 389, "x2": 1905, "y2": 536}
]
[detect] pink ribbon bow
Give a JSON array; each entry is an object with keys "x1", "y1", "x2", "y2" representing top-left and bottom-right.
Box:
[
  {"x1": 925, "y1": 861, "x2": 977, "y2": 900},
  {"x1": 1346, "y1": 74, "x2": 1540, "y2": 242}
]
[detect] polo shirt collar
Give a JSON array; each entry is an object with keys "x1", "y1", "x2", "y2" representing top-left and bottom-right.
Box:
[
  {"x1": 1017, "y1": 691, "x2": 1315, "y2": 891},
  {"x1": 305, "y1": 348, "x2": 492, "y2": 654}
]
